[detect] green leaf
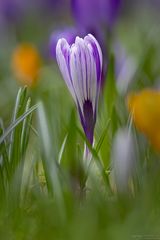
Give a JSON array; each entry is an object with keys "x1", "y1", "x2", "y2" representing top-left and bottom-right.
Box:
[
  {"x1": 0, "y1": 103, "x2": 38, "y2": 145},
  {"x1": 105, "y1": 54, "x2": 117, "y2": 117},
  {"x1": 58, "y1": 134, "x2": 68, "y2": 164},
  {"x1": 95, "y1": 119, "x2": 111, "y2": 154},
  {"x1": 37, "y1": 102, "x2": 66, "y2": 220},
  {"x1": 76, "y1": 126, "x2": 111, "y2": 193},
  {"x1": 21, "y1": 97, "x2": 32, "y2": 156},
  {"x1": 0, "y1": 119, "x2": 10, "y2": 182}
]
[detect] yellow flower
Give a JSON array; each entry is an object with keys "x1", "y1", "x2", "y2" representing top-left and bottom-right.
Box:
[
  {"x1": 12, "y1": 43, "x2": 41, "y2": 87},
  {"x1": 127, "y1": 89, "x2": 160, "y2": 151}
]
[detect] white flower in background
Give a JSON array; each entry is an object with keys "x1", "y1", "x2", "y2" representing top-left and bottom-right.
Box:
[{"x1": 112, "y1": 128, "x2": 136, "y2": 192}]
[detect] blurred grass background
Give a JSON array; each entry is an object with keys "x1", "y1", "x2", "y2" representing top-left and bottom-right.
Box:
[{"x1": 1, "y1": 0, "x2": 160, "y2": 239}]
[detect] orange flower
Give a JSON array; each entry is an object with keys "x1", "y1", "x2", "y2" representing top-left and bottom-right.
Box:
[
  {"x1": 12, "y1": 43, "x2": 41, "y2": 87},
  {"x1": 127, "y1": 89, "x2": 160, "y2": 151}
]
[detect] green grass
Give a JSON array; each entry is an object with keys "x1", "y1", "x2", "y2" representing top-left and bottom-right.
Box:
[{"x1": 0, "y1": 70, "x2": 160, "y2": 239}]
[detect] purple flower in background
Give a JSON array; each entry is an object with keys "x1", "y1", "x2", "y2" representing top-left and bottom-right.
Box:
[
  {"x1": 72, "y1": 0, "x2": 122, "y2": 31},
  {"x1": 39, "y1": 0, "x2": 69, "y2": 16},
  {"x1": 0, "y1": 0, "x2": 19, "y2": 23},
  {"x1": 0, "y1": 0, "x2": 28, "y2": 23},
  {"x1": 41, "y1": 0, "x2": 63, "y2": 8},
  {"x1": 114, "y1": 42, "x2": 137, "y2": 95},
  {"x1": 56, "y1": 34, "x2": 103, "y2": 145},
  {"x1": 50, "y1": 27, "x2": 78, "y2": 59}
]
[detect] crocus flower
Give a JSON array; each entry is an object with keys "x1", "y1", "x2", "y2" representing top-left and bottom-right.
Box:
[
  {"x1": 127, "y1": 89, "x2": 160, "y2": 151},
  {"x1": 56, "y1": 34, "x2": 103, "y2": 145},
  {"x1": 12, "y1": 43, "x2": 41, "y2": 88},
  {"x1": 49, "y1": 27, "x2": 78, "y2": 59}
]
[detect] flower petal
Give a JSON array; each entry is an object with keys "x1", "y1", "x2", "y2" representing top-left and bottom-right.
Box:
[
  {"x1": 56, "y1": 38, "x2": 76, "y2": 101},
  {"x1": 85, "y1": 34, "x2": 102, "y2": 85},
  {"x1": 70, "y1": 44, "x2": 84, "y2": 111}
]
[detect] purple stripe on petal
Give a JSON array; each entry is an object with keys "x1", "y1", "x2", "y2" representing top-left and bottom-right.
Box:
[
  {"x1": 75, "y1": 37, "x2": 89, "y2": 100},
  {"x1": 60, "y1": 39, "x2": 70, "y2": 63},
  {"x1": 78, "y1": 100, "x2": 95, "y2": 145},
  {"x1": 91, "y1": 41, "x2": 101, "y2": 82},
  {"x1": 85, "y1": 35, "x2": 102, "y2": 86},
  {"x1": 83, "y1": 100, "x2": 96, "y2": 145}
]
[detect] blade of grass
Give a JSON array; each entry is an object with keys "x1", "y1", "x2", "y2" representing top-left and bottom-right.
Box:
[
  {"x1": 0, "y1": 104, "x2": 38, "y2": 145},
  {"x1": 105, "y1": 54, "x2": 117, "y2": 117},
  {"x1": 37, "y1": 102, "x2": 66, "y2": 220},
  {"x1": 9, "y1": 87, "x2": 28, "y2": 160},
  {"x1": 58, "y1": 134, "x2": 68, "y2": 164},
  {"x1": 95, "y1": 119, "x2": 111, "y2": 154},
  {"x1": 21, "y1": 97, "x2": 32, "y2": 155},
  {"x1": 76, "y1": 126, "x2": 111, "y2": 193},
  {"x1": 0, "y1": 119, "x2": 10, "y2": 181}
]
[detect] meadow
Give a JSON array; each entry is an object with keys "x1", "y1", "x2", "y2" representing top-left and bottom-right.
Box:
[{"x1": 0, "y1": 1, "x2": 160, "y2": 239}]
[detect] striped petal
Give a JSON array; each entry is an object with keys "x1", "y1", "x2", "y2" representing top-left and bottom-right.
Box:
[
  {"x1": 56, "y1": 34, "x2": 103, "y2": 144},
  {"x1": 56, "y1": 38, "x2": 76, "y2": 101},
  {"x1": 84, "y1": 34, "x2": 102, "y2": 85}
]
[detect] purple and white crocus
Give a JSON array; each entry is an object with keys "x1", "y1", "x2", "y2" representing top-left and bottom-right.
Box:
[{"x1": 56, "y1": 34, "x2": 102, "y2": 145}]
